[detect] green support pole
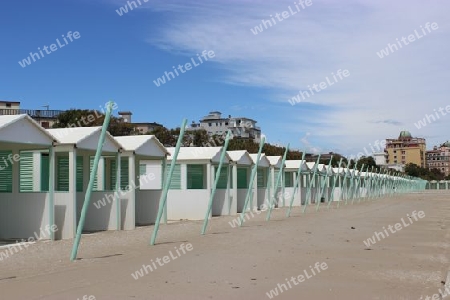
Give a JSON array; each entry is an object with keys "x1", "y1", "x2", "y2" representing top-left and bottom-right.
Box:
[
  {"x1": 338, "y1": 164, "x2": 349, "y2": 208},
  {"x1": 316, "y1": 156, "x2": 333, "y2": 211},
  {"x1": 328, "y1": 158, "x2": 343, "y2": 209},
  {"x1": 161, "y1": 157, "x2": 168, "y2": 224},
  {"x1": 358, "y1": 165, "x2": 369, "y2": 203},
  {"x1": 70, "y1": 101, "x2": 113, "y2": 261},
  {"x1": 286, "y1": 150, "x2": 306, "y2": 217},
  {"x1": 150, "y1": 119, "x2": 187, "y2": 245},
  {"x1": 48, "y1": 146, "x2": 55, "y2": 241},
  {"x1": 266, "y1": 144, "x2": 290, "y2": 221},
  {"x1": 351, "y1": 164, "x2": 364, "y2": 204},
  {"x1": 345, "y1": 167, "x2": 356, "y2": 205},
  {"x1": 115, "y1": 153, "x2": 121, "y2": 230},
  {"x1": 239, "y1": 137, "x2": 266, "y2": 226},
  {"x1": 303, "y1": 154, "x2": 320, "y2": 213},
  {"x1": 201, "y1": 131, "x2": 231, "y2": 234}
]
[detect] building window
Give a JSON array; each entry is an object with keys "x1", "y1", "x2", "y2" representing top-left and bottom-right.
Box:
[
  {"x1": 208, "y1": 123, "x2": 212, "y2": 127},
  {"x1": 401, "y1": 156, "x2": 405, "y2": 160},
  {"x1": 401, "y1": 151, "x2": 405, "y2": 154},
  {"x1": 225, "y1": 122, "x2": 228, "y2": 126},
  {"x1": 6, "y1": 103, "x2": 11, "y2": 108},
  {"x1": 41, "y1": 121, "x2": 50, "y2": 129},
  {"x1": 393, "y1": 150, "x2": 397, "y2": 153}
]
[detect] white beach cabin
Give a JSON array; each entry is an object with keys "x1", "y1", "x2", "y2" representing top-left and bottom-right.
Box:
[
  {"x1": 226, "y1": 150, "x2": 254, "y2": 214},
  {"x1": 0, "y1": 115, "x2": 57, "y2": 240},
  {"x1": 249, "y1": 153, "x2": 270, "y2": 211},
  {"x1": 284, "y1": 160, "x2": 309, "y2": 206},
  {"x1": 47, "y1": 127, "x2": 122, "y2": 239},
  {"x1": 165, "y1": 147, "x2": 232, "y2": 220},
  {"x1": 266, "y1": 156, "x2": 286, "y2": 208},
  {"x1": 114, "y1": 135, "x2": 169, "y2": 227}
]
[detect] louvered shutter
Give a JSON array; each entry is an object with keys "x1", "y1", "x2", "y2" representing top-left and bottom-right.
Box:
[
  {"x1": 20, "y1": 152, "x2": 34, "y2": 192},
  {"x1": 237, "y1": 167, "x2": 247, "y2": 188},
  {"x1": 76, "y1": 156, "x2": 83, "y2": 192},
  {"x1": 257, "y1": 168, "x2": 267, "y2": 188},
  {"x1": 120, "y1": 157, "x2": 129, "y2": 190},
  {"x1": 89, "y1": 157, "x2": 99, "y2": 191},
  {"x1": 187, "y1": 164, "x2": 204, "y2": 189},
  {"x1": 41, "y1": 154, "x2": 49, "y2": 192},
  {"x1": 0, "y1": 151, "x2": 13, "y2": 192},
  {"x1": 56, "y1": 156, "x2": 69, "y2": 191},
  {"x1": 216, "y1": 165, "x2": 228, "y2": 189},
  {"x1": 284, "y1": 172, "x2": 293, "y2": 187},
  {"x1": 164, "y1": 164, "x2": 181, "y2": 189}
]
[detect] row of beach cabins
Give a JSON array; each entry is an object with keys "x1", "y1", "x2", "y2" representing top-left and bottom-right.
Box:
[{"x1": 0, "y1": 114, "x2": 425, "y2": 241}]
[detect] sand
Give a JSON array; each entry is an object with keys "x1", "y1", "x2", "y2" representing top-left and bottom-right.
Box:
[{"x1": 1, "y1": 191, "x2": 449, "y2": 300}]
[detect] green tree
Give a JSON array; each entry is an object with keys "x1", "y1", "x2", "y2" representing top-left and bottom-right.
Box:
[{"x1": 52, "y1": 109, "x2": 136, "y2": 136}]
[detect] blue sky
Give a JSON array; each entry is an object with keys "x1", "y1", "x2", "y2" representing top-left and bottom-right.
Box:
[{"x1": 2, "y1": 0, "x2": 449, "y2": 156}]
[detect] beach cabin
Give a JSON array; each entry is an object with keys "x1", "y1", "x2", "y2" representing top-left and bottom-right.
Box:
[
  {"x1": 304, "y1": 162, "x2": 320, "y2": 204},
  {"x1": 284, "y1": 160, "x2": 309, "y2": 207},
  {"x1": 47, "y1": 127, "x2": 122, "y2": 239},
  {"x1": 331, "y1": 167, "x2": 345, "y2": 202},
  {"x1": 266, "y1": 156, "x2": 286, "y2": 208},
  {"x1": 165, "y1": 147, "x2": 232, "y2": 220},
  {"x1": 114, "y1": 135, "x2": 169, "y2": 228},
  {"x1": 317, "y1": 164, "x2": 334, "y2": 203},
  {"x1": 227, "y1": 150, "x2": 254, "y2": 214},
  {"x1": 249, "y1": 154, "x2": 271, "y2": 211},
  {"x1": 0, "y1": 115, "x2": 57, "y2": 240}
]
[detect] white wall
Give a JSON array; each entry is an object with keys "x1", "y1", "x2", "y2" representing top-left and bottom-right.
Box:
[
  {"x1": 0, "y1": 193, "x2": 50, "y2": 240},
  {"x1": 166, "y1": 190, "x2": 209, "y2": 220},
  {"x1": 135, "y1": 190, "x2": 162, "y2": 225},
  {"x1": 54, "y1": 192, "x2": 75, "y2": 240},
  {"x1": 212, "y1": 189, "x2": 231, "y2": 216}
]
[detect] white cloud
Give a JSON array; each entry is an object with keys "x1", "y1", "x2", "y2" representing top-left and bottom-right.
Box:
[{"x1": 108, "y1": 0, "x2": 450, "y2": 155}]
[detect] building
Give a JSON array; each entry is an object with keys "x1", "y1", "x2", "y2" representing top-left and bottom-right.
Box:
[
  {"x1": 426, "y1": 142, "x2": 450, "y2": 177},
  {"x1": 373, "y1": 152, "x2": 387, "y2": 166},
  {"x1": 385, "y1": 131, "x2": 426, "y2": 168},
  {"x1": 118, "y1": 111, "x2": 163, "y2": 134},
  {"x1": 0, "y1": 101, "x2": 62, "y2": 128},
  {"x1": 188, "y1": 111, "x2": 261, "y2": 142}
]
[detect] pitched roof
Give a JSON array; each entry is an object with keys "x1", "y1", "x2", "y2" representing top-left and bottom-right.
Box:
[
  {"x1": 0, "y1": 114, "x2": 56, "y2": 146},
  {"x1": 114, "y1": 135, "x2": 169, "y2": 157},
  {"x1": 167, "y1": 147, "x2": 231, "y2": 163},
  {"x1": 47, "y1": 126, "x2": 121, "y2": 152},
  {"x1": 227, "y1": 150, "x2": 253, "y2": 165},
  {"x1": 249, "y1": 153, "x2": 270, "y2": 167}
]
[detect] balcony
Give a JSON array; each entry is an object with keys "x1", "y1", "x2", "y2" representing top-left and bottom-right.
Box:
[{"x1": 0, "y1": 109, "x2": 63, "y2": 119}]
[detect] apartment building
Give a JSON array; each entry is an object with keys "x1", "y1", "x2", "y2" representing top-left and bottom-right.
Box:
[
  {"x1": 0, "y1": 101, "x2": 62, "y2": 128},
  {"x1": 385, "y1": 131, "x2": 426, "y2": 167},
  {"x1": 118, "y1": 111, "x2": 163, "y2": 133},
  {"x1": 188, "y1": 111, "x2": 261, "y2": 142},
  {"x1": 426, "y1": 142, "x2": 450, "y2": 176}
]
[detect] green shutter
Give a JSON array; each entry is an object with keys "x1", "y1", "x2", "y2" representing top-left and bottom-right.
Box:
[
  {"x1": 89, "y1": 157, "x2": 99, "y2": 191},
  {"x1": 41, "y1": 154, "x2": 49, "y2": 192},
  {"x1": 139, "y1": 164, "x2": 146, "y2": 176},
  {"x1": 237, "y1": 167, "x2": 247, "y2": 188},
  {"x1": 120, "y1": 157, "x2": 129, "y2": 190},
  {"x1": 20, "y1": 152, "x2": 34, "y2": 192},
  {"x1": 164, "y1": 164, "x2": 181, "y2": 189},
  {"x1": 187, "y1": 164, "x2": 204, "y2": 189},
  {"x1": 257, "y1": 168, "x2": 267, "y2": 188},
  {"x1": 0, "y1": 151, "x2": 13, "y2": 192},
  {"x1": 110, "y1": 159, "x2": 117, "y2": 190},
  {"x1": 274, "y1": 170, "x2": 280, "y2": 188},
  {"x1": 216, "y1": 166, "x2": 228, "y2": 189},
  {"x1": 285, "y1": 172, "x2": 293, "y2": 187},
  {"x1": 56, "y1": 156, "x2": 69, "y2": 191},
  {"x1": 76, "y1": 156, "x2": 83, "y2": 192}
]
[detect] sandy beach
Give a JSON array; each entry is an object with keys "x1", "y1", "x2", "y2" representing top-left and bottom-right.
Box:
[{"x1": 1, "y1": 191, "x2": 449, "y2": 300}]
